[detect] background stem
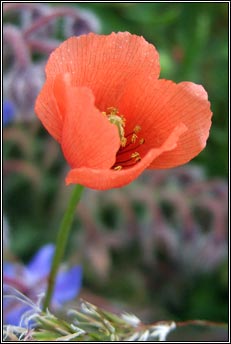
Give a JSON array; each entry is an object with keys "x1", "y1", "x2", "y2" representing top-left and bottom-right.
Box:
[{"x1": 43, "y1": 184, "x2": 84, "y2": 311}]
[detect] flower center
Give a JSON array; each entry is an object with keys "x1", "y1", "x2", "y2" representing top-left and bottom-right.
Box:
[{"x1": 102, "y1": 107, "x2": 145, "y2": 170}]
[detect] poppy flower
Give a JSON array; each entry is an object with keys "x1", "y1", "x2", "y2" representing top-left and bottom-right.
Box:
[{"x1": 35, "y1": 32, "x2": 212, "y2": 190}]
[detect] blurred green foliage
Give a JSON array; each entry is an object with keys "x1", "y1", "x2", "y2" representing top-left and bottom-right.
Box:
[{"x1": 3, "y1": 3, "x2": 228, "y2": 340}]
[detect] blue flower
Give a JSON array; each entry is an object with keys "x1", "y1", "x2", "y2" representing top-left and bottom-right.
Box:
[
  {"x1": 3, "y1": 244, "x2": 82, "y2": 327},
  {"x1": 3, "y1": 100, "x2": 16, "y2": 126}
]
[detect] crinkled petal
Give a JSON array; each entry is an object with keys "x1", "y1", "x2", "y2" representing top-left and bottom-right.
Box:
[
  {"x1": 35, "y1": 80, "x2": 63, "y2": 142},
  {"x1": 53, "y1": 266, "x2": 82, "y2": 305},
  {"x1": 60, "y1": 84, "x2": 120, "y2": 169},
  {"x1": 150, "y1": 81, "x2": 212, "y2": 168},
  {"x1": 118, "y1": 79, "x2": 212, "y2": 168},
  {"x1": 45, "y1": 32, "x2": 160, "y2": 109},
  {"x1": 27, "y1": 244, "x2": 55, "y2": 278},
  {"x1": 35, "y1": 32, "x2": 160, "y2": 142},
  {"x1": 65, "y1": 124, "x2": 186, "y2": 190}
]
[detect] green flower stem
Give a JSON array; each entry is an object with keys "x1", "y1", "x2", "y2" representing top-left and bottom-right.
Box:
[{"x1": 43, "y1": 184, "x2": 84, "y2": 311}]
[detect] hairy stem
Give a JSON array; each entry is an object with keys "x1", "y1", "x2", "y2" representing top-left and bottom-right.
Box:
[{"x1": 43, "y1": 184, "x2": 84, "y2": 311}]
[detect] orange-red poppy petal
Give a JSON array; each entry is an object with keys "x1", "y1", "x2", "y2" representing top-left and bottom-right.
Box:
[
  {"x1": 65, "y1": 124, "x2": 186, "y2": 190},
  {"x1": 118, "y1": 79, "x2": 212, "y2": 168},
  {"x1": 44, "y1": 32, "x2": 160, "y2": 109},
  {"x1": 149, "y1": 81, "x2": 212, "y2": 168},
  {"x1": 60, "y1": 83, "x2": 120, "y2": 169},
  {"x1": 35, "y1": 79, "x2": 63, "y2": 142}
]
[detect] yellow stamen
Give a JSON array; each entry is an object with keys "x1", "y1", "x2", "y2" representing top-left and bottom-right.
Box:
[
  {"x1": 121, "y1": 137, "x2": 127, "y2": 147},
  {"x1": 131, "y1": 152, "x2": 141, "y2": 161},
  {"x1": 114, "y1": 165, "x2": 122, "y2": 171},
  {"x1": 131, "y1": 133, "x2": 138, "y2": 143},
  {"x1": 103, "y1": 107, "x2": 144, "y2": 171},
  {"x1": 134, "y1": 125, "x2": 141, "y2": 134},
  {"x1": 107, "y1": 107, "x2": 119, "y2": 116}
]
